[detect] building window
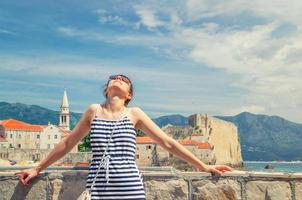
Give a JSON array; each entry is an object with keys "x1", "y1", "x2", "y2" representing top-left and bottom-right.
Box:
[
  {"x1": 54, "y1": 135, "x2": 57, "y2": 139},
  {"x1": 62, "y1": 115, "x2": 67, "y2": 123},
  {"x1": 136, "y1": 154, "x2": 139, "y2": 159},
  {"x1": 19, "y1": 134, "x2": 21, "y2": 139},
  {"x1": 169, "y1": 153, "x2": 173, "y2": 157},
  {"x1": 18, "y1": 144, "x2": 21, "y2": 148},
  {"x1": 146, "y1": 145, "x2": 152, "y2": 150},
  {"x1": 10, "y1": 134, "x2": 12, "y2": 138},
  {"x1": 48, "y1": 135, "x2": 50, "y2": 140},
  {"x1": 9, "y1": 144, "x2": 13, "y2": 148},
  {"x1": 37, "y1": 134, "x2": 40, "y2": 139},
  {"x1": 47, "y1": 144, "x2": 50, "y2": 149}
]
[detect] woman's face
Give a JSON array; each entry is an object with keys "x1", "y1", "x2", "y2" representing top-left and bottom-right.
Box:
[{"x1": 106, "y1": 76, "x2": 131, "y2": 99}]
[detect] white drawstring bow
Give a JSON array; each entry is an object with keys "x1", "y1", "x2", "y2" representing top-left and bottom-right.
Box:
[{"x1": 91, "y1": 154, "x2": 111, "y2": 190}]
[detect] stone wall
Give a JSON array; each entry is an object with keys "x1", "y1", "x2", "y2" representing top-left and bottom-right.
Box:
[
  {"x1": 188, "y1": 114, "x2": 243, "y2": 167},
  {"x1": 136, "y1": 143, "x2": 155, "y2": 166},
  {"x1": 0, "y1": 149, "x2": 91, "y2": 164},
  {"x1": 0, "y1": 170, "x2": 301, "y2": 200}
]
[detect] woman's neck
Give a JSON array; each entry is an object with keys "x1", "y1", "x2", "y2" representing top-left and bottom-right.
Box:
[{"x1": 104, "y1": 97, "x2": 125, "y2": 113}]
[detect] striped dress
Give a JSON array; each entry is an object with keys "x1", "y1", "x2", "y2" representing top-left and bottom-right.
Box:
[{"x1": 85, "y1": 106, "x2": 146, "y2": 200}]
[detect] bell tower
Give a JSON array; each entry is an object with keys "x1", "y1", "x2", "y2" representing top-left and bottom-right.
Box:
[{"x1": 59, "y1": 89, "x2": 70, "y2": 131}]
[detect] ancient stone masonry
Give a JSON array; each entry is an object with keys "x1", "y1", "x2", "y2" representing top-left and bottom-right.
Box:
[
  {"x1": 188, "y1": 114, "x2": 243, "y2": 167},
  {"x1": 1, "y1": 170, "x2": 301, "y2": 200},
  {"x1": 134, "y1": 114, "x2": 243, "y2": 170},
  {"x1": 0, "y1": 89, "x2": 77, "y2": 152}
]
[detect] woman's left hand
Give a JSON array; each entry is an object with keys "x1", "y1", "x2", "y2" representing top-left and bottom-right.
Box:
[{"x1": 203, "y1": 164, "x2": 234, "y2": 175}]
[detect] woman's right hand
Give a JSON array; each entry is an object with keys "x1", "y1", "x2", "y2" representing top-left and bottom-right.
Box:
[
  {"x1": 203, "y1": 164, "x2": 234, "y2": 175},
  {"x1": 14, "y1": 168, "x2": 40, "y2": 186}
]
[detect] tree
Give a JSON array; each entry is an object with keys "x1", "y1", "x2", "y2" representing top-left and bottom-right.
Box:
[
  {"x1": 78, "y1": 131, "x2": 91, "y2": 152},
  {"x1": 136, "y1": 128, "x2": 145, "y2": 137},
  {"x1": 78, "y1": 129, "x2": 145, "y2": 152}
]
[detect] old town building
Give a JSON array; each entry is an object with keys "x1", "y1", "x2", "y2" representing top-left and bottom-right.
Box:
[{"x1": 0, "y1": 90, "x2": 77, "y2": 153}]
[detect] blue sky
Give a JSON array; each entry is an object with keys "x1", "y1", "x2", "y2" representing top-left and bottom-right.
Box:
[{"x1": 1, "y1": 0, "x2": 302, "y2": 123}]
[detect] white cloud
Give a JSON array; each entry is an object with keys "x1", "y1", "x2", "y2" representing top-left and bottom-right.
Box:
[
  {"x1": 0, "y1": 54, "x2": 204, "y2": 86},
  {"x1": 170, "y1": 12, "x2": 182, "y2": 25},
  {"x1": 57, "y1": 26, "x2": 167, "y2": 46},
  {"x1": 183, "y1": 23, "x2": 302, "y2": 119},
  {"x1": 130, "y1": 1, "x2": 302, "y2": 122},
  {"x1": 0, "y1": 79, "x2": 59, "y2": 88},
  {"x1": 184, "y1": 0, "x2": 302, "y2": 24},
  {"x1": 94, "y1": 9, "x2": 138, "y2": 28},
  {"x1": 135, "y1": 6, "x2": 165, "y2": 29},
  {"x1": 3, "y1": 1, "x2": 302, "y2": 122},
  {"x1": 0, "y1": 28, "x2": 17, "y2": 36},
  {"x1": 55, "y1": 1, "x2": 302, "y2": 121},
  {"x1": 0, "y1": 53, "x2": 240, "y2": 118}
]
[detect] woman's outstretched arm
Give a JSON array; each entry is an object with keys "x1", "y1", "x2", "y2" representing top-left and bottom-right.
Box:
[
  {"x1": 15, "y1": 104, "x2": 97, "y2": 185},
  {"x1": 132, "y1": 107, "x2": 233, "y2": 175}
]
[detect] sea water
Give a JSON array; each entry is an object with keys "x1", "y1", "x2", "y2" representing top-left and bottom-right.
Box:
[{"x1": 242, "y1": 161, "x2": 302, "y2": 173}]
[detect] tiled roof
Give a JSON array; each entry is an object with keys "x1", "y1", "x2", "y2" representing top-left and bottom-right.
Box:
[
  {"x1": 0, "y1": 119, "x2": 46, "y2": 131},
  {"x1": 136, "y1": 136, "x2": 157, "y2": 144},
  {"x1": 178, "y1": 139, "x2": 200, "y2": 146},
  {"x1": 179, "y1": 139, "x2": 212, "y2": 149},
  {"x1": 136, "y1": 136, "x2": 212, "y2": 149},
  {"x1": 196, "y1": 142, "x2": 212, "y2": 149}
]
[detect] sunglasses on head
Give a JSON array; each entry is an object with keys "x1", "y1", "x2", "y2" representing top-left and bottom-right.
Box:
[{"x1": 109, "y1": 75, "x2": 131, "y2": 85}]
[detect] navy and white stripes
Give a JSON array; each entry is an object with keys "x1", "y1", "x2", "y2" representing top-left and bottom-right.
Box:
[{"x1": 86, "y1": 117, "x2": 146, "y2": 200}]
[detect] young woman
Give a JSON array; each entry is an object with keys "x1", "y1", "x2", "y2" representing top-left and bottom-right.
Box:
[{"x1": 15, "y1": 74, "x2": 233, "y2": 199}]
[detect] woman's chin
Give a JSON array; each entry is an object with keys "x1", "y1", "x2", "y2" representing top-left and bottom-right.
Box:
[{"x1": 107, "y1": 86, "x2": 127, "y2": 95}]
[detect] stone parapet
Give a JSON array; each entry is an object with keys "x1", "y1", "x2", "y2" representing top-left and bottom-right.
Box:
[{"x1": 0, "y1": 169, "x2": 301, "y2": 200}]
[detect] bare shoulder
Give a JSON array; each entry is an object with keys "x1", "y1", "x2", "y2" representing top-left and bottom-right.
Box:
[
  {"x1": 84, "y1": 103, "x2": 99, "y2": 124},
  {"x1": 90, "y1": 103, "x2": 99, "y2": 110},
  {"x1": 127, "y1": 106, "x2": 145, "y2": 128},
  {"x1": 130, "y1": 106, "x2": 143, "y2": 114},
  {"x1": 87, "y1": 103, "x2": 98, "y2": 114},
  {"x1": 129, "y1": 106, "x2": 144, "y2": 116}
]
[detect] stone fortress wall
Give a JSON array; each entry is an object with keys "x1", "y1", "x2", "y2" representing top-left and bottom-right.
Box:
[{"x1": 188, "y1": 114, "x2": 243, "y2": 167}]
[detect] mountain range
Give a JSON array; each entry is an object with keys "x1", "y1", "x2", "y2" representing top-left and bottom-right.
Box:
[{"x1": 1, "y1": 101, "x2": 301, "y2": 161}]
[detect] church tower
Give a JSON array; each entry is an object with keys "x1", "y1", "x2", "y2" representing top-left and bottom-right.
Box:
[{"x1": 59, "y1": 89, "x2": 70, "y2": 131}]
